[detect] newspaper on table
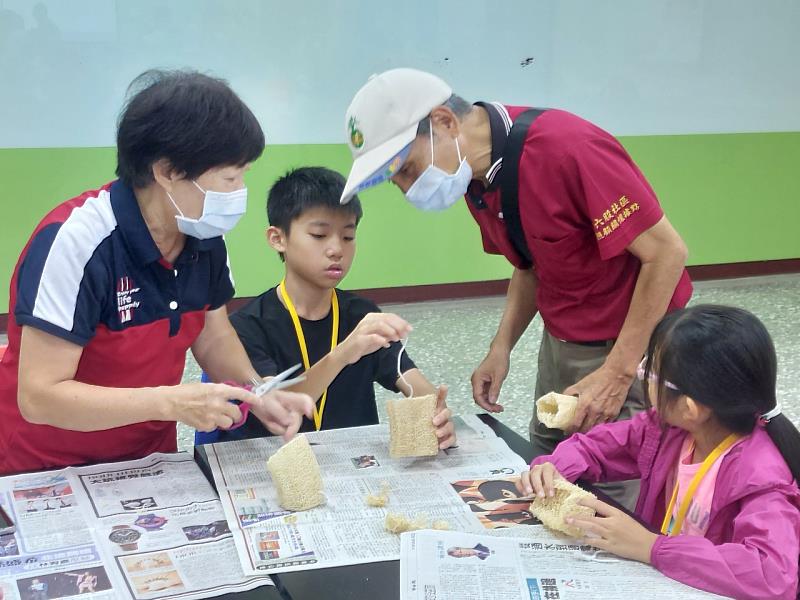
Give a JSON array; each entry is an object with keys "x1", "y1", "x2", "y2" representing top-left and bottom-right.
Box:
[
  {"x1": 207, "y1": 415, "x2": 531, "y2": 575},
  {"x1": 399, "y1": 529, "x2": 727, "y2": 600},
  {"x1": 0, "y1": 453, "x2": 273, "y2": 600}
]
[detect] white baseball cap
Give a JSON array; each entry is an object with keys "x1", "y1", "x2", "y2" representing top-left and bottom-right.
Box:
[{"x1": 340, "y1": 68, "x2": 452, "y2": 203}]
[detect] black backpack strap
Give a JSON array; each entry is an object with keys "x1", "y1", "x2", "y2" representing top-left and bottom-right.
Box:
[{"x1": 499, "y1": 108, "x2": 547, "y2": 268}]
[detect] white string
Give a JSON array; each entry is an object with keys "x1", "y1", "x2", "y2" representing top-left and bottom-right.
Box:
[
  {"x1": 428, "y1": 119, "x2": 434, "y2": 162},
  {"x1": 397, "y1": 337, "x2": 414, "y2": 398}
]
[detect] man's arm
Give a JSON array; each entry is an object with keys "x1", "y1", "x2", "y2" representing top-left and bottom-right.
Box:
[
  {"x1": 565, "y1": 216, "x2": 688, "y2": 431},
  {"x1": 489, "y1": 267, "x2": 540, "y2": 354},
  {"x1": 471, "y1": 267, "x2": 539, "y2": 412}
]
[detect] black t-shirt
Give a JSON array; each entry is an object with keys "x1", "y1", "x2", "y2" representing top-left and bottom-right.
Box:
[{"x1": 224, "y1": 286, "x2": 415, "y2": 439}]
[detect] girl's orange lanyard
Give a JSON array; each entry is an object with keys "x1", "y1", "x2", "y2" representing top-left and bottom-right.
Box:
[
  {"x1": 279, "y1": 279, "x2": 338, "y2": 431},
  {"x1": 660, "y1": 433, "x2": 741, "y2": 536}
]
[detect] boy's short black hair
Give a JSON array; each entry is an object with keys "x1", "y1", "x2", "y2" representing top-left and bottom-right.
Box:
[
  {"x1": 116, "y1": 69, "x2": 265, "y2": 189},
  {"x1": 267, "y1": 167, "x2": 363, "y2": 234}
]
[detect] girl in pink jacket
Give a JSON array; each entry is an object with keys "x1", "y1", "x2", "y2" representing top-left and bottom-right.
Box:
[{"x1": 518, "y1": 305, "x2": 800, "y2": 600}]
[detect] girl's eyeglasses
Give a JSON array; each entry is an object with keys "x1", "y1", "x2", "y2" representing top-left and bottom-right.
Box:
[{"x1": 636, "y1": 357, "x2": 680, "y2": 391}]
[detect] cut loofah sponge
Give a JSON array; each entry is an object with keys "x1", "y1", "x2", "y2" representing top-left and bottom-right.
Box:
[
  {"x1": 384, "y1": 512, "x2": 431, "y2": 534},
  {"x1": 529, "y1": 478, "x2": 596, "y2": 538},
  {"x1": 536, "y1": 392, "x2": 579, "y2": 431},
  {"x1": 365, "y1": 482, "x2": 390, "y2": 507},
  {"x1": 386, "y1": 395, "x2": 438, "y2": 458},
  {"x1": 267, "y1": 435, "x2": 324, "y2": 511}
]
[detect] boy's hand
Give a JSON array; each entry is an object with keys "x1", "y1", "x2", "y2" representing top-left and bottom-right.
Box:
[
  {"x1": 432, "y1": 385, "x2": 456, "y2": 449},
  {"x1": 515, "y1": 462, "x2": 566, "y2": 498},
  {"x1": 336, "y1": 313, "x2": 412, "y2": 365},
  {"x1": 567, "y1": 498, "x2": 659, "y2": 564}
]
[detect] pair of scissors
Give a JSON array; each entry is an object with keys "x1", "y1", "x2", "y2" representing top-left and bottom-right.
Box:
[
  {"x1": 225, "y1": 364, "x2": 306, "y2": 430},
  {"x1": 250, "y1": 363, "x2": 306, "y2": 397}
]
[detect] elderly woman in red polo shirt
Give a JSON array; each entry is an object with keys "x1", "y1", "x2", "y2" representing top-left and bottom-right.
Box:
[
  {"x1": 0, "y1": 70, "x2": 314, "y2": 475},
  {"x1": 339, "y1": 69, "x2": 692, "y2": 509}
]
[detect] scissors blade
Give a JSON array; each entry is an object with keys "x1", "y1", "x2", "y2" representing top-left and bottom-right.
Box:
[
  {"x1": 267, "y1": 374, "x2": 306, "y2": 392},
  {"x1": 273, "y1": 363, "x2": 303, "y2": 383},
  {"x1": 252, "y1": 364, "x2": 304, "y2": 396}
]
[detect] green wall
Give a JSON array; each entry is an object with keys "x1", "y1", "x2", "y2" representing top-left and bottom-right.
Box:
[{"x1": 1, "y1": 132, "x2": 799, "y2": 313}]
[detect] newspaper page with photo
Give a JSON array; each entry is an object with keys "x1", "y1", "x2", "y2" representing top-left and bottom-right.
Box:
[
  {"x1": 0, "y1": 453, "x2": 273, "y2": 600},
  {"x1": 399, "y1": 529, "x2": 727, "y2": 600},
  {"x1": 207, "y1": 416, "x2": 532, "y2": 575}
]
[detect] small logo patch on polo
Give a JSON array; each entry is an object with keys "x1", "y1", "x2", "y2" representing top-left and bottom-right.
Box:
[{"x1": 116, "y1": 276, "x2": 141, "y2": 324}]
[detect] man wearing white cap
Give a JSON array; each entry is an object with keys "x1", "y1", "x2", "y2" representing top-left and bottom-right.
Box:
[{"x1": 340, "y1": 68, "x2": 692, "y2": 506}]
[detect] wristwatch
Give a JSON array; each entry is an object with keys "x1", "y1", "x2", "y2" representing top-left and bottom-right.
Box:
[{"x1": 108, "y1": 524, "x2": 141, "y2": 551}]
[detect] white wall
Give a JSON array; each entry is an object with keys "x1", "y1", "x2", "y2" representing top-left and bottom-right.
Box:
[{"x1": 1, "y1": 0, "x2": 799, "y2": 148}]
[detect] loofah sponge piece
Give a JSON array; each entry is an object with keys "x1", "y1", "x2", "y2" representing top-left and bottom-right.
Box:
[
  {"x1": 536, "y1": 392, "x2": 579, "y2": 430},
  {"x1": 365, "y1": 482, "x2": 390, "y2": 507},
  {"x1": 386, "y1": 395, "x2": 439, "y2": 458},
  {"x1": 366, "y1": 493, "x2": 388, "y2": 507},
  {"x1": 267, "y1": 435, "x2": 324, "y2": 511},
  {"x1": 529, "y1": 478, "x2": 596, "y2": 538},
  {"x1": 384, "y1": 513, "x2": 411, "y2": 534},
  {"x1": 384, "y1": 512, "x2": 430, "y2": 534}
]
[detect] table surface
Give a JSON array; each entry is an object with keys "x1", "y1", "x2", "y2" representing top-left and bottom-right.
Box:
[{"x1": 195, "y1": 414, "x2": 544, "y2": 600}]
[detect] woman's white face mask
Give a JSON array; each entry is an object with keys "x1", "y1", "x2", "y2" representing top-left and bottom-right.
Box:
[
  {"x1": 404, "y1": 122, "x2": 472, "y2": 212},
  {"x1": 168, "y1": 181, "x2": 247, "y2": 239}
]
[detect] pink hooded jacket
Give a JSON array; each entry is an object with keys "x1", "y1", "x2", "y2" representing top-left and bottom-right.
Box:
[{"x1": 532, "y1": 409, "x2": 800, "y2": 599}]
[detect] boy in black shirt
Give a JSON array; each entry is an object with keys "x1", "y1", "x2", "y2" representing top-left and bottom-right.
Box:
[{"x1": 219, "y1": 167, "x2": 455, "y2": 445}]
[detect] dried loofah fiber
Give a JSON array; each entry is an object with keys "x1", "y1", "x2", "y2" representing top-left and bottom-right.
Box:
[
  {"x1": 529, "y1": 478, "x2": 596, "y2": 538},
  {"x1": 536, "y1": 392, "x2": 579, "y2": 430},
  {"x1": 386, "y1": 395, "x2": 438, "y2": 458},
  {"x1": 267, "y1": 435, "x2": 324, "y2": 511}
]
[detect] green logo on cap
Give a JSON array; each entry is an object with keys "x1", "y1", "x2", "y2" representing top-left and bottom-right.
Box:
[{"x1": 349, "y1": 116, "x2": 364, "y2": 149}]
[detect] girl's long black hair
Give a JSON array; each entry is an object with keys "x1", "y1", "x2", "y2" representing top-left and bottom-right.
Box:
[{"x1": 643, "y1": 304, "x2": 800, "y2": 482}]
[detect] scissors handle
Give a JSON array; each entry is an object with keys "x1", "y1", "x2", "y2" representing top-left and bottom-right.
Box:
[
  {"x1": 229, "y1": 402, "x2": 251, "y2": 429},
  {"x1": 219, "y1": 380, "x2": 253, "y2": 430},
  {"x1": 219, "y1": 365, "x2": 306, "y2": 431}
]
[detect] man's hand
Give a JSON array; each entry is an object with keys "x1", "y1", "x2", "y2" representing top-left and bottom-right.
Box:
[
  {"x1": 432, "y1": 385, "x2": 456, "y2": 449},
  {"x1": 568, "y1": 497, "x2": 659, "y2": 564},
  {"x1": 335, "y1": 313, "x2": 412, "y2": 366},
  {"x1": 563, "y1": 364, "x2": 634, "y2": 433},
  {"x1": 471, "y1": 348, "x2": 510, "y2": 413}
]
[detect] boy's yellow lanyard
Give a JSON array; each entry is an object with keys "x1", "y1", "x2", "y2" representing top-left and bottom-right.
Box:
[
  {"x1": 660, "y1": 433, "x2": 742, "y2": 536},
  {"x1": 279, "y1": 279, "x2": 339, "y2": 431}
]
